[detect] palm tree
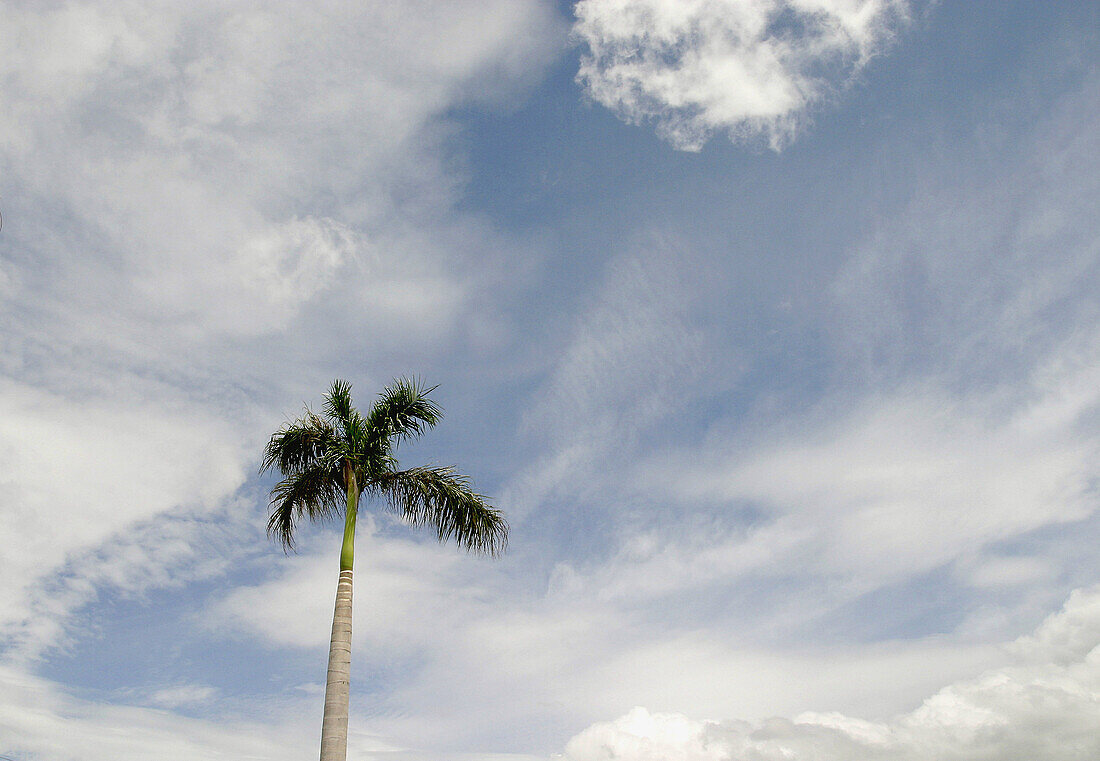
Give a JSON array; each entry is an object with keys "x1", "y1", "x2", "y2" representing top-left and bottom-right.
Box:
[{"x1": 261, "y1": 378, "x2": 507, "y2": 761}]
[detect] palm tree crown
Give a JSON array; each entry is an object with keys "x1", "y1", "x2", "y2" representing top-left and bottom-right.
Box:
[
  {"x1": 261, "y1": 377, "x2": 507, "y2": 556},
  {"x1": 261, "y1": 378, "x2": 506, "y2": 761}
]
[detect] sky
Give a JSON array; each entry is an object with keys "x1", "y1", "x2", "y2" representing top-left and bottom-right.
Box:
[{"x1": 0, "y1": 1, "x2": 1099, "y2": 759}]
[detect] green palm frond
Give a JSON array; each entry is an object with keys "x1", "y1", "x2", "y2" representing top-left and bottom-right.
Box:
[
  {"x1": 366, "y1": 378, "x2": 442, "y2": 449},
  {"x1": 260, "y1": 410, "x2": 340, "y2": 477},
  {"x1": 267, "y1": 460, "x2": 346, "y2": 551},
  {"x1": 264, "y1": 378, "x2": 506, "y2": 558},
  {"x1": 383, "y1": 466, "x2": 508, "y2": 556},
  {"x1": 323, "y1": 379, "x2": 369, "y2": 449},
  {"x1": 323, "y1": 379, "x2": 355, "y2": 422}
]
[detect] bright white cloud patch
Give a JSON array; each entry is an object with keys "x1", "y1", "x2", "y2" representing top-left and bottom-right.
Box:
[
  {"x1": 564, "y1": 585, "x2": 1100, "y2": 761},
  {"x1": 574, "y1": 0, "x2": 910, "y2": 150},
  {"x1": 149, "y1": 684, "x2": 217, "y2": 708}
]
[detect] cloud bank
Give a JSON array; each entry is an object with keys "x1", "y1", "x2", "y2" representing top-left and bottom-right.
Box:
[
  {"x1": 565, "y1": 584, "x2": 1100, "y2": 761},
  {"x1": 574, "y1": 0, "x2": 911, "y2": 150}
]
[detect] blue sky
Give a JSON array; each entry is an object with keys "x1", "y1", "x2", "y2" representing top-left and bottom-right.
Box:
[{"x1": 1, "y1": 1, "x2": 1099, "y2": 759}]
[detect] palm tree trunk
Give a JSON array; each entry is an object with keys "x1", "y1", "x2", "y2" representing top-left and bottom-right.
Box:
[{"x1": 319, "y1": 471, "x2": 359, "y2": 761}]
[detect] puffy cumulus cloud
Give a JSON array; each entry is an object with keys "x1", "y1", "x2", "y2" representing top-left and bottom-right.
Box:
[
  {"x1": 564, "y1": 585, "x2": 1100, "y2": 761},
  {"x1": 568, "y1": 708, "x2": 726, "y2": 761},
  {"x1": 573, "y1": 0, "x2": 911, "y2": 150}
]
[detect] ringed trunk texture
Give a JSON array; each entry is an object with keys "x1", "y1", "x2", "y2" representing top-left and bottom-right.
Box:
[
  {"x1": 319, "y1": 568, "x2": 353, "y2": 761},
  {"x1": 320, "y1": 470, "x2": 359, "y2": 761}
]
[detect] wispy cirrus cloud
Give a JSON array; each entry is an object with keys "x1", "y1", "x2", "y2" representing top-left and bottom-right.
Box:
[
  {"x1": 503, "y1": 236, "x2": 707, "y2": 521},
  {"x1": 148, "y1": 684, "x2": 218, "y2": 709},
  {"x1": 0, "y1": 663, "x2": 315, "y2": 761},
  {"x1": 657, "y1": 349, "x2": 1100, "y2": 590}
]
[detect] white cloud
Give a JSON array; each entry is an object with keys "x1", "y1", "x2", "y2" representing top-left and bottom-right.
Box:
[
  {"x1": 149, "y1": 684, "x2": 218, "y2": 708},
  {"x1": 0, "y1": 3, "x2": 568, "y2": 756},
  {"x1": 621, "y1": 340, "x2": 1100, "y2": 599},
  {"x1": 0, "y1": 0, "x2": 561, "y2": 339},
  {"x1": 574, "y1": 0, "x2": 911, "y2": 150},
  {"x1": 959, "y1": 554, "x2": 1054, "y2": 590},
  {"x1": 0, "y1": 0, "x2": 562, "y2": 660},
  {"x1": 563, "y1": 584, "x2": 1100, "y2": 761},
  {"x1": 214, "y1": 514, "x2": 1012, "y2": 753},
  {"x1": 601, "y1": 68, "x2": 1100, "y2": 595},
  {"x1": 0, "y1": 663, "x2": 318, "y2": 761},
  {"x1": 567, "y1": 708, "x2": 727, "y2": 761},
  {"x1": 716, "y1": 379, "x2": 1096, "y2": 582},
  {"x1": 1, "y1": 5, "x2": 1095, "y2": 761},
  {"x1": 211, "y1": 518, "x2": 493, "y2": 656},
  {"x1": 0, "y1": 379, "x2": 254, "y2": 657},
  {"x1": 530, "y1": 240, "x2": 705, "y2": 440},
  {"x1": 445, "y1": 63, "x2": 1100, "y2": 756}
]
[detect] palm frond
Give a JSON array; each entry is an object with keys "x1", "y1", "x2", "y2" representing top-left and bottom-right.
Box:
[
  {"x1": 323, "y1": 378, "x2": 368, "y2": 452},
  {"x1": 366, "y1": 377, "x2": 442, "y2": 449},
  {"x1": 323, "y1": 379, "x2": 355, "y2": 423},
  {"x1": 383, "y1": 466, "x2": 507, "y2": 556},
  {"x1": 267, "y1": 460, "x2": 346, "y2": 551},
  {"x1": 260, "y1": 410, "x2": 340, "y2": 477},
  {"x1": 263, "y1": 378, "x2": 504, "y2": 559}
]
